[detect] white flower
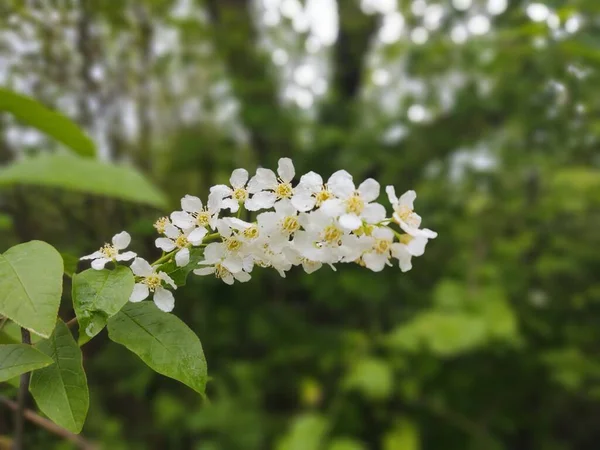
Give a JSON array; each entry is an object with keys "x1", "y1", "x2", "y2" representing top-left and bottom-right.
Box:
[
  {"x1": 209, "y1": 168, "x2": 253, "y2": 213},
  {"x1": 193, "y1": 243, "x2": 252, "y2": 285},
  {"x1": 129, "y1": 258, "x2": 177, "y2": 312},
  {"x1": 321, "y1": 172, "x2": 387, "y2": 231},
  {"x1": 386, "y1": 187, "x2": 437, "y2": 238},
  {"x1": 291, "y1": 171, "x2": 347, "y2": 212},
  {"x1": 256, "y1": 200, "x2": 300, "y2": 251},
  {"x1": 81, "y1": 231, "x2": 137, "y2": 270},
  {"x1": 282, "y1": 245, "x2": 323, "y2": 274},
  {"x1": 390, "y1": 234, "x2": 431, "y2": 272},
  {"x1": 246, "y1": 157, "x2": 295, "y2": 211},
  {"x1": 360, "y1": 227, "x2": 395, "y2": 272},
  {"x1": 155, "y1": 223, "x2": 207, "y2": 267},
  {"x1": 170, "y1": 194, "x2": 220, "y2": 231},
  {"x1": 293, "y1": 209, "x2": 358, "y2": 264}
]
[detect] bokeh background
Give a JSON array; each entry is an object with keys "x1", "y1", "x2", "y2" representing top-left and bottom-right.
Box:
[{"x1": 1, "y1": 0, "x2": 600, "y2": 449}]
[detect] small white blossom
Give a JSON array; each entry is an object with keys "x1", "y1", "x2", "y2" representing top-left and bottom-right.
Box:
[
  {"x1": 170, "y1": 195, "x2": 220, "y2": 231},
  {"x1": 210, "y1": 168, "x2": 254, "y2": 213},
  {"x1": 129, "y1": 258, "x2": 177, "y2": 312},
  {"x1": 246, "y1": 157, "x2": 296, "y2": 211},
  {"x1": 81, "y1": 231, "x2": 137, "y2": 270},
  {"x1": 256, "y1": 200, "x2": 301, "y2": 251},
  {"x1": 386, "y1": 187, "x2": 437, "y2": 238},
  {"x1": 155, "y1": 223, "x2": 207, "y2": 267},
  {"x1": 291, "y1": 170, "x2": 346, "y2": 212},
  {"x1": 390, "y1": 234, "x2": 431, "y2": 272},
  {"x1": 360, "y1": 227, "x2": 395, "y2": 272},
  {"x1": 321, "y1": 172, "x2": 387, "y2": 231},
  {"x1": 193, "y1": 242, "x2": 252, "y2": 285}
]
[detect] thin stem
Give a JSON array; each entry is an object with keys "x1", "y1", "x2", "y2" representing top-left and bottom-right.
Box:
[
  {"x1": 152, "y1": 250, "x2": 175, "y2": 266},
  {"x1": 14, "y1": 328, "x2": 31, "y2": 450},
  {"x1": 0, "y1": 396, "x2": 95, "y2": 449},
  {"x1": 66, "y1": 317, "x2": 78, "y2": 328}
]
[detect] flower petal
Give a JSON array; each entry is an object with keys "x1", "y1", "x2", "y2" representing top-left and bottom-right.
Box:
[
  {"x1": 153, "y1": 287, "x2": 175, "y2": 312},
  {"x1": 339, "y1": 214, "x2": 363, "y2": 231},
  {"x1": 80, "y1": 251, "x2": 102, "y2": 260},
  {"x1": 129, "y1": 283, "x2": 149, "y2": 302},
  {"x1": 277, "y1": 157, "x2": 295, "y2": 182},
  {"x1": 155, "y1": 238, "x2": 176, "y2": 252},
  {"x1": 391, "y1": 243, "x2": 412, "y2": 272},
  {"x1": 233, "y1": 271, "x2": 251, "y2": 283},
  {"x1": 248, "y1": 168, "x2": 278, "y2": 193},
  {"x1": 399, "y1": 190, "x2": 416, "y2": 209},
  {"x1": 291, "y1": 192, "x2": 316, "y2": 212},
  {"x1": 362, "y1": 202, "x2": 387, "y2": 224},
  {"x1": 245, "y1": 191, "x2": 277, "y2": 211},
  {"x1": 328, "y1": 171, "x2": 355, "y2": 198},
  {"x1": 385, "y1": 185, "x2": 398, "y2": 205},
  {"x1": 159, "y1": 272, "x2": 177, "y2": 289},
  {"x1": 320, "y1": 199, "x2": 345, "y2": 217},
  {"x1": 91, "y1": 258, "x2": 110, "y2": 270},
  {"x1": 220, "y1": 198, "x2": 240, "y2": 213},
  {"x1": 170, "y1": 211, "x2": 194, "y2": 229},
  {"x1": 116, "y1": 251, "x2": 137, "y2": 261},
  {"x1": 230, "y1": 168, "x2": 249, "y2": 188},
  {"x1": 358, "y1": 178, "x2": 380, "y2": 202},
  {"x1": 175, "y1": 248, "x2": 190, "y2": 267},
  {"x1": 407, "y1": 236, "x2": 428, "y2": 256},
  {"x1": 188, "y1": 227, "x2": 208, "y2": 244},
  {"x1": 181, "y1": 195, "x2": 203, "y2": 213},
  {"x1": 112, "y1": 231, "x2": 131, "y2": 250},
  {"x1": 131, "y1": 257, "x2": 154, "y2": 277},
  {"x1": 362, "y1": 252, "x2": 388, "y2": 272},
  {"x1": 193, "y1": 267, "x2": 215, "y2": 276},
  {"x1": 297, "y1": 171, "x2": 323, "y2": 192},
  {"x1": 164, "y1": 224, "x2": 181, "y2": 239}
]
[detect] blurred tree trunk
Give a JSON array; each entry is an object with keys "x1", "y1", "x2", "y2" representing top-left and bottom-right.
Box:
[{"x1": 205, "y1": 0, "x2": 297, "y2": 167}]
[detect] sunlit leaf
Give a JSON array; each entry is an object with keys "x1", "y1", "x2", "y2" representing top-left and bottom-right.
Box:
[{"x1": 0, "y1": 344, "x2": 53, "y2": 382}]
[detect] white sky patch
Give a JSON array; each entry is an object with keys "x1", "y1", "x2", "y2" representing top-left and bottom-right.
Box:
[
  {"x1": 468, "y1": 15, "x2": 491, "y2": 35},
  {"x1": 526, "y1": 3, "x2": 550, "y2": 22},
  {"x1": 452, "y1": 0, "x2": 472, "y2": 12},
  {"x1": 378, "y1": 12, "x2": 405, "y2": 44},
  {"x1": 487, "y1": 0, "x2": 508, "y2": 15}
]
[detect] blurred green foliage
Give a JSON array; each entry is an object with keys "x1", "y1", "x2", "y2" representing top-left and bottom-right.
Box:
[{"x1": 0, "y1": 0, "x2": 599, "y2": 449}]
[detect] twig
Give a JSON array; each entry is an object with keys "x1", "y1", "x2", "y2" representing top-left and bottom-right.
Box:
[
  {"x1": 13, "y1": 328, "x2": 31, "y2": 450},
  {"x1": 0, "y1": 396, "x2": 96, "y2": 450},
  {"x1": 66, "y1": 317, "x2": 78, "y2": 329}
]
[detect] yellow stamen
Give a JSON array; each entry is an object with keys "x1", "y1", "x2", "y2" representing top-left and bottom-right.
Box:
[
  {"x1": 153, "y1": 217, "x2": 170, "y2": 234},
  {"x1": 346, "y1": 193, "x2": 364, "y2": 215},
  {"x1": 275, "y1": 181, "x2": 293, "y2": 199},
  {"x1": 144, "y1": 274, "x2": 162, "y2": 291},
  {"x1": 281, "y1": 216, "x2": 300, "y2": 234},
  {"x1": 233, "y1": 188, "x2": 248, "y2": 202},
  {"x1": 243, "y1": 225, "x2": 259, "y2": 240},
  {"x1": 323, "y1": 224, "x2": 343, "y2": 244},
  {"x1": 100, "y1": 244, "x2": 118, "y2": 259}
]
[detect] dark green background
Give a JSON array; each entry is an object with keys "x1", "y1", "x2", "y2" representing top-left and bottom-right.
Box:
[{"x1": 1, "y1": 0, "x2": 599, "y2": 449}]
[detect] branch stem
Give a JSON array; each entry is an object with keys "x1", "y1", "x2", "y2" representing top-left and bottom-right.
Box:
[{"x1": 13, "y1": 328, "x2": 31, "y2": 450}]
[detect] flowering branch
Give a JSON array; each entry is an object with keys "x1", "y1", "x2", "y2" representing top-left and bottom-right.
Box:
[{"x1": 80, "y1": 158, "x2": 438, "y2": 312}]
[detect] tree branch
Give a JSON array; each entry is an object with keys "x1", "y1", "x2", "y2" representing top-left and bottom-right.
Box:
[
  {"x1": 13, "y1": 328, "x2": 31, "y2": 450},
  {"x1": 1, "y1": 396, "x2": 96, "y2": 450}
]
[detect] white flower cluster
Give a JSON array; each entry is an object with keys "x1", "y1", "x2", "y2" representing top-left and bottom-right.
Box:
[{"x1": 81, "y1": 158, "x2": 437, "y2": 312}]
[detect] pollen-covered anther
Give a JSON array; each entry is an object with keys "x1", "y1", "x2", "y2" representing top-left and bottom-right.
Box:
[
  {"x1": 175, "y1": 235, "x2": 189, "y2": 249},
  {"x1": 100, "y1": 244, "x2": 118, "y2": 259},
  {"x1": 275, "y1": 181, "x2": 293, "y2": 199},
  {"x1": 243, "y1": 225, "x2": 259, "y2": 239},
  {"x1": 346, "y1": 193, "x2": 365, "y2": 215},
  {"x1": 143, "y1": 274, "x2": 162, "y2": 292},
  {"x1": 374, "y1": 238, "x2": 390, "y2": 254},
  {"x1": 195, "y1": 210, "x2": 211, "y2": 227},
  {"x1": 280, "y1": 216, "x2": 300, "y2": 234},
  {"x1": 214, "y1": 263, "x2": 231, "y2": 280},
  {"x1": 225, "y1": 237, "x2": 242, "y2": 252},
  {"x1": 314, "y1": 188, "x2": 332, "y2": 207},
  {"x1": 153, "y1": 217, "x2": 170, "y2": 234},
  {"x1": 233, "y1": 187, "x2": 248, "y2": 202},
  {"x1": 323, "y1": 225, "x2": 343, "y2": 244}
]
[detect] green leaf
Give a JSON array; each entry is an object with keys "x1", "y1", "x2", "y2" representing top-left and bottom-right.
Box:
[
  {"x1": 0, "y1": 88, "x2": 95, "y2": 157},
  {"x1": 107, "y1": 302, "x2": 207, "y2": 395},
  {"x1": 0, "y1": 344, "x2": 54, "y2": 382},
  {"x1": 72, "y1": 267, "x2": 134, "y2": 345},
  {"x1": 0, "y1": 241, "x2": 63, "y2": 338},
  {"x1": 0, "y1": 154, "x2": 168, "y2": 209},
  {"x1": 383, "y1": 420, "x2": 420, "y2": 450},
  {"x1": 29, "y1": 321, "x2": 89, "y2": 434},
  {"x1": 343, "y1": 357, "x2": 393, "y2": 400},
  {"x1": 277, "y1": 413, "x2": 329, "y2": 450},
  {"x1": 328, "y1": 438, "x2": 366, "y2": 450}
]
